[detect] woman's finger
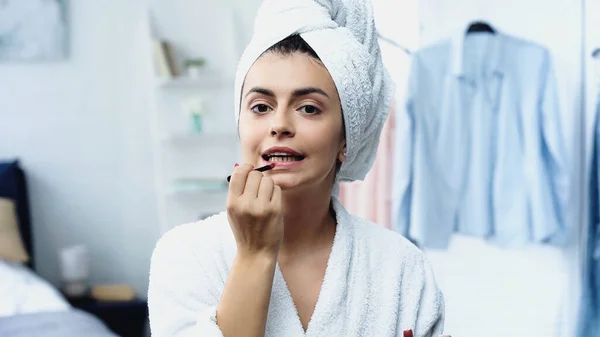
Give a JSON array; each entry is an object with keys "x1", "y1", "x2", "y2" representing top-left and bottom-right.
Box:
[
  {"x1": 257, "y1": 176, "x2": 275, "y2": 201},
  {"x1": 228, "y1": 164, "x2": 254, "y2": 197},
  {"x1": 243, "y1": 170, "x2": 263, "y2": 198},
  {"x1": 270, "y1": 184, "x2": 282, "y2": 207}
]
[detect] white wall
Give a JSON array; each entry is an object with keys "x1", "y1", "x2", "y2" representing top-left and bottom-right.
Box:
[
  {"x1": 416, "y1": 1, "x2": 583, "y2": 336},
  {"x1": 0, "y1": 0, "x2": 159, "y2": 296},
  {"x1": 0, "y1": 0, "x2": 263, "y2": 299}
]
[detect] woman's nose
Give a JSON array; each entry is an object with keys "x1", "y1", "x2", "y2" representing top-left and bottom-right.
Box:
[{"x1": 269, "y1": 109, "x2": 295, "y2": 137}]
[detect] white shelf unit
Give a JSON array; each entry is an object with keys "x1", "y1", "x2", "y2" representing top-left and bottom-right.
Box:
[
  {"x1": 143, "y1": 4, "x2": 247, "y2": 235},
  {"x1": 145, "y1": 65, "x2": 240, "y2": 235},
  {"x1": 161, "y1": 131, "x2": 238, "y2": 144},
  {"x1": 156, "y1": 75, "x2": 234, "y2": 89},
  {"x1": 150, "y1": 73, "x2": 240, "y2": 234}
]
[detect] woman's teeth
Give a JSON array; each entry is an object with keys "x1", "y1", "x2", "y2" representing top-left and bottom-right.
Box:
[{"x1": 267, "y1": 155, "x2": 303, "y2": 162}]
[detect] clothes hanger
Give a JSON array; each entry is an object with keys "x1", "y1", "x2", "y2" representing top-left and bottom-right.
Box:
[
  {"x1": 466, "y1": 21, "x2": 495, "y2": 34},
  {"x1": 377, "y1": 31, "x2": 413, "y2": 55}
]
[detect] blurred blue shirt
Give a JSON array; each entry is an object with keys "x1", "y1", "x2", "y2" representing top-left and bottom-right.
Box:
[
  {"x1": 578, "y1": 95, "x2": 600, "y2": 337},
  {"x1": 392, "y1": 27, "x2": 569, "y2": 249}
]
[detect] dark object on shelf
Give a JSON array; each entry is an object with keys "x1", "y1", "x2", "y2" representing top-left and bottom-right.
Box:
[
  {"x1": 593, "y1": 48, "x2": 600, "y2": 58},
  {"x1": 66, "y1": 296, "x2": 148, "y2": 337},
  {"x1": 467, "y1": 21, "x2": 495, "y2": 34},
  {"x1": 183, "y1": 57, "x2": 207, "y2": 68}
]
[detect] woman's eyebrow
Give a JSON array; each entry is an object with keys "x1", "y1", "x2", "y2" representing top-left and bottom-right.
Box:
[
  {"x1": 245, "y1": 87, "x2": 275, "y2": 98},
  {"x1": 244, "y1": 86, "x2": 329, "y2": 99},
  {"x1": 291, "y1": 87, "x2": 329, "y2": 98}
]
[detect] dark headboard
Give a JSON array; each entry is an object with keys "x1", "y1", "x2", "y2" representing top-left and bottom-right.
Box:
[{"x1": 0, "y1": 160, "x2": 34, "y2": 268}]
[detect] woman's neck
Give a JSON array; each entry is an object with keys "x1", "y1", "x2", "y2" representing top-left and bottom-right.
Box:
[{"x1": 279, "y1": 185, "x2": 337, "y2": 257}]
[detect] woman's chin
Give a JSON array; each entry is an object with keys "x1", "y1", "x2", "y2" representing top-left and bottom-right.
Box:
[
  {"x1": 269, "y1": 170, "x2": 333, "y2": 193},
  {"x1": 269, "y1": 175, "x2": 306, "y2": 191},
  {"x1": 271, "y1": 177, "x2": 297, "y2": 191}
]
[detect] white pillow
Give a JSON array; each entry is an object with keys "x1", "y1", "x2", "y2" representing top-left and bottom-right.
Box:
[{"x1": 0, "y1": 260, "x2": 70, "y2": 317}]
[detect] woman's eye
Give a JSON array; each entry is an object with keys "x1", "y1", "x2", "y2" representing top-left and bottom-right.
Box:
[
  {"x1": 299, "y1": 105, "x2": 321, "y2": 114},
  {"x1": 251, "y1": 104, "x2": 271, "y2": 114}
]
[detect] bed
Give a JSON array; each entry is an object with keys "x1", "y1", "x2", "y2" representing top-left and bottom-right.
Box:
[{"x1": 0, "y1": 160, "x2": 118, "y2": 336}]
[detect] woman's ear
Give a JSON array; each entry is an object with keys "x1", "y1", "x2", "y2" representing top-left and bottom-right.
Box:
[{"x1": 338, "y1": 141, "x2": 347, "y2": 163}]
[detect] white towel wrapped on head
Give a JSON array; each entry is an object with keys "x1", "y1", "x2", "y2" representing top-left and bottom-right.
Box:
[{"x1": 233, "y1": 0, "x2": 396, "y2": 183}]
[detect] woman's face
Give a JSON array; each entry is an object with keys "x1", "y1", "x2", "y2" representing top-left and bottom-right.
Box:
[{"x1": 239, "y1": 52, "x2": 346, "y2": 191}]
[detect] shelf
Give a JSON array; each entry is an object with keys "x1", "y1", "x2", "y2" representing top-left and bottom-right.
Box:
[
  {"x1": 156, "y1": 75, "x2": 234, "y2": 89},
  {"x1": 169, "y1": 188, "x2": 228, "y2": 198},
  {"x1": 162, "y1": 132, "x2": 238, "y2": 144},
  {"x1": 168, "y1": 178, "x2": 228, "y2": 196}
]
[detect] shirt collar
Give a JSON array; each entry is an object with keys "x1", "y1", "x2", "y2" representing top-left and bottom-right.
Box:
[{"x1": 450, "y1": 22, "x2": 505, "y2": 78}]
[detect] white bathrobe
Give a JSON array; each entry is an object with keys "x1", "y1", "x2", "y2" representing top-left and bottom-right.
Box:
[{"x1": 148, "y1": 198, "x2": 445, "y2": 337}]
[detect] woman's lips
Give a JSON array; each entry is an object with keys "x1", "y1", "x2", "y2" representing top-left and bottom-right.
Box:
[{"x1": 260, "y1": 157, "x2": 304, "y2": 170}]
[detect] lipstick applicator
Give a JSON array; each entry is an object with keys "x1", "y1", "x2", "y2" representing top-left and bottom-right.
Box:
[{"x1": 227, "y1": 163, "x2": 275, "y2": 182}]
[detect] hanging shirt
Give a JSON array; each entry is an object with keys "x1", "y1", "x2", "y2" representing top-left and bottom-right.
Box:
[
  {"x1": 577, "y1": 60, "x2": 600, "y2": 337},
  {"x1": 392, "y1": 26, "x2": 569, "y2": 249},
  {"x1": 578, "y1": 99, "x2": 600, "y2": 337}
]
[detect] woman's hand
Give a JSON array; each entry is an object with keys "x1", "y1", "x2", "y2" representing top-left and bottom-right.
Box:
[
  {"x1": 226, "y1": 163, "x2": 284, "y2": 257},
  {"x1": 217, "y1": 164, "x2": 283, "y2": 337}
]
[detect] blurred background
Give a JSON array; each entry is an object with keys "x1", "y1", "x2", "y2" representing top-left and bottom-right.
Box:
[{"x1": 0, "y1": 0, "x2": 598, "y2": 336}]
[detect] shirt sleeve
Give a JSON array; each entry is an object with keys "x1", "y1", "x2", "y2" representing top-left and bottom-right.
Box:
[
  {"x1": 148, "y1": 225, "x2": 225, "y2": 337},
  {"x1": 537, "y1": 50, "x2": 570, "y2": 243}
]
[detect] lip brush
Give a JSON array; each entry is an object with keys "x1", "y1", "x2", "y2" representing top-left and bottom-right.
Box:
[{"x1": 227, "y1": 163, "x2": 275, "y2": 183}]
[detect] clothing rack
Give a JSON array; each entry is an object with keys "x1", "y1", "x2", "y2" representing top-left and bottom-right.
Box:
[{"x1": 377, "y1": 32, "x2": 412, "y2": 55}]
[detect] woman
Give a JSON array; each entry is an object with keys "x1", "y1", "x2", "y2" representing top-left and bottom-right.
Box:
[{"x1": 148, "y1": 1, "x2": 448, "y2": 337}]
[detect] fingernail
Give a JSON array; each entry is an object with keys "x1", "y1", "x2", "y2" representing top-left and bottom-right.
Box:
[
  {"x1": 403, "y1": 330, "x2": 413, "y2": 337},
  {"x1": 234, "y1": 163, "x2": 239, "y2": 167}
]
